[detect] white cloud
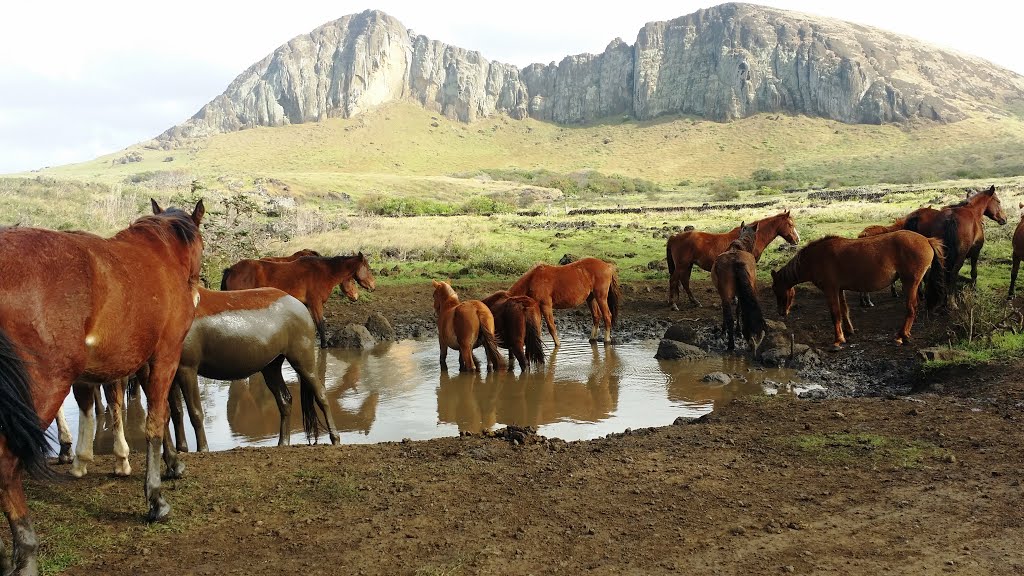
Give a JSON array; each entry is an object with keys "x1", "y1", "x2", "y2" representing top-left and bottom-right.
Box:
[{"x1": 1, "y1": 0, "x2": 1021, "y2": 173}]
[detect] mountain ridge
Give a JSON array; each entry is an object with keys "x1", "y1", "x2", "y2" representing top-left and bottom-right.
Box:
[{"x1": 157, "y1": 3, "x2": 1024, "y2": 144}]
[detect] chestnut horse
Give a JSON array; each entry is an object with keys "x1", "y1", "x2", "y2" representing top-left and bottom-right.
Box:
[
  {"x1": 771, "y1": 231, "x2": 945, "y2": 350},
  {"x1": 856, "y1": 219, "x2": 906, "y2": 307},
  {"x1": 221, "y1": 253, "x2": 376, "y2": 347},
  {"x1": 667, "y1": 210, "x2": 800, "y2": 308},
  {"x1": 1009, "y1": 203, "x2": 1024, "y2": 299},
  {"x1": 432, "y1": 281, "x2": 506, "y2": 372},
  {"x1": 259, "y1": 248, "x2": 321, "y2": 262},
  {"x1": 507, "y1": 257, "x2": 622, "y2": 346},
  {"x1": 904, "y1": 186, "x2": 1007, "y2": 295},
  {"x1": 710, "y1": 222, "x2": 766, "y2": 352},
  {"x1": 0, "y1": 199, "x2": 204, "y2": 573},
  {"x1": 480, "y1": 291, "x2": 545, "y2": 372}
]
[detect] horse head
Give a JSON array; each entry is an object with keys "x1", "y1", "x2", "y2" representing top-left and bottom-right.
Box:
[
  {"x1": 735, "y1": 221, "x2": 758, "y2": 252},
  {"x1": 776, "y1": 209, "x2": 800, "y2": 245},
  {"x1": 432, "y1": 280, "x2": 457, "y2": 314},
  {"x1": 980, "y1": 186, "x2": 1007, "y2": 225},
  {"x1": 354, "y1": 252, "x2": 377, "y2": 291},
  {"x1": 770, "y1": 269, "x2": 794, "y2": 318},
  {"x1": 340, "y1": 277, "x2": 360, "y2": 301}
]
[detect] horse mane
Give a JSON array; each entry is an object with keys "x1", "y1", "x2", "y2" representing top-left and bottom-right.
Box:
[{"x1": 118, "y1": 209, "x2": 200, "y2": 244}]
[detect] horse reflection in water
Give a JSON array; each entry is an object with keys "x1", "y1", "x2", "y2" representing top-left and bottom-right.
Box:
[
  {"x1": 224, "y1": 350, "x2": 379, "y2": 442},
  {"x1": 436, "y1": 344, "x2": 620, "y2": 433}
]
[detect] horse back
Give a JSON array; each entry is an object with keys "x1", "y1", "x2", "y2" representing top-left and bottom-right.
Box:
[{"x1": 667, "y1": 230, "x2": 735, "y2": 271}]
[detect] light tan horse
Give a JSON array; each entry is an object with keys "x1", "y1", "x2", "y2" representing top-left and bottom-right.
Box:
[
  {"x1": 710, "y1": 222, "x2": 766, "y2": 352},
  {"x1": 432, "y1": 281, "x2": 506, "y2": 372},
  {"x1": 507, "y1": 257, "x2": 621, "y2": 347},
  {"x1": 667, "y1": 210, "x2": 800, "y2": 308}
]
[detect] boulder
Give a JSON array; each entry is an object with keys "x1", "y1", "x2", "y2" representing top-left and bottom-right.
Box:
[
  {"x1": 365, "y1": 313, "x2": 396, "y2": 341},
  {"x1": 329, "y1": 324, "x2": 376, "y2": 349},
  {"x1": 663, "y1": 322, "x2": 697, "y2": 344},
  {"x1": 655, "y1": 340, "x2": 708, "y2": 361},
  {"x1": 917, "y1": 347, "x2": 971, "y2": 363},
  {"x1": 701, "y1": 372, "x2": 732, "y2": 385}
]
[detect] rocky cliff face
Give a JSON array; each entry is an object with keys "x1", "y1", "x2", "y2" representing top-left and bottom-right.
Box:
[{"x1": 158, "y1": 3, "x2": 1024, "y2": 143}]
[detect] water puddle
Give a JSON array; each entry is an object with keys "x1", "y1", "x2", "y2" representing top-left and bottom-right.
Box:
[{"x1": 55, "y1": 339, "x2": 801, "y2": 454}]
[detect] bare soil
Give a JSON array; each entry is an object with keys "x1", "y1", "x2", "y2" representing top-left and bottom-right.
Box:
[{"x1": 27, "y1": 279, "x2": 1024, "y2": 575}]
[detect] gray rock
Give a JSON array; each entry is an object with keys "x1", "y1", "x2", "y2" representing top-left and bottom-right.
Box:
[
  {"x1": 760, "y1": 343, "x2": 811, "y2": 368},
  {"x1": 701, "y1": 372, "x2": 731, "y2": 385},
  {"x1": 329, "y1": 324, "x2": 376, "y2": 349},
  {"x1": 917, "y1": 347, "x2": 971, "y2": 363},
  {"x1": 663, "y1": 322, "x2": 697, "y2": 343},
  {"x1": 655, "y1": 340, "x2": 708, "y2": 361},
  {"x1": 364, "y1": 312, "x2": 396, "y2": 341},
  {"x1": 763, "y1": 319, "x2": 788, "y2": 333}
]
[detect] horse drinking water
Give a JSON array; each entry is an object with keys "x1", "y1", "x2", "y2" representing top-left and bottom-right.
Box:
[
  {"x1": 667, "y1": 210, "x2": 800, "y2": 309},
  {"x1": 0, "y1": 199, "x2": 204, "y2": 575},
  {"x1": 507, "y1": 257, "x2": 621, "y2": 347},
  {"x1": 480, "y1": 291, "x2": 545, "y2": 372},
  {"x1": 432, "y1": 281, "x2": 506, "y2": 372},
  {"x1": 771, "y1": 230, "x2": 945, "y2": 350},
  {"x1": 710, "y1": 222, "x2": 766, "y2": 352},
  {"x1": 221, "y1": 253, "x2": 376, "y2": 347}
]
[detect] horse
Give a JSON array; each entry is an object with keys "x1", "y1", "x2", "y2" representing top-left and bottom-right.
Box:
[
  {"x1": 666, "y1": 210, "x2": 800, "y2": 309},
  {"x1": 0, "y1": 199, "x2": 204, "y2": 573},
  {"x1": 935, "y1": 186, "x2": 1007, "y2": 298},
  {"x1": 710, "y1": 222, "x2": 766, "y2": 352},
  {"x1": 54, "y1": 377, "x2": 133, "y2": 478},
  {"x1": 221, "y1": 253, "x2": 376, "y2": 347},
  {"x1": 507, "y1": 257, "x2": 622, "y2": 346},
  {"x1": 1009, "y1": 203, "x2": 1024, "y2": 299},
  {"x1": 258, "y1": 248, "x2": 322, "y2": 262},
  {"x1": 480, "y1": 291, "x2": 545, "y2": 372},
  {"x1": 770, "y1": 231, "x2": 945, "y2": 350},
  {"x1": 856, "y1": 219, "x2": 906, "y2": 307},
  {"x1": 432, "y1": 281, "x2": 506, "y2": 372}
]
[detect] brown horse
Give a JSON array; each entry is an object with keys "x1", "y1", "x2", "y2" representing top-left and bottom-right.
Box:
[
  {"x1": 856, "y1": 219, "x2": 907, "y2": 307},
  {"x1": 904, "y1": 186, "x2": 1007, "y2": 295},
  {"x1": 0, "y1": 199, "x2": 204, "y2": 572},
  {"x1": 771, "y1": 231, "x2": 945, "y2": 350},
  {"x1": 667, "y1": 210, "x2": 800, "y2": 308},
  {"x1": 1009, "y1": 203, "x2": 1024, "y2": 299},
  {"x1": 507, "y1": 257, "x2": 622, "y2": 346},
  {"x1": 710, "y1": 222, "x2": 766, "y2": 352},
  {"x1": 432, "y1": 281, "x2": 506, "y2": 372},
  {"x1": 480, "y1": 291, "x2": 546, "y2": 372},
  {"x1": 259, "y1": 248, "x2": 322, "y2": 262},
  {"x1": 221, "y1": 253, "x2": 376, "y2": 347}
]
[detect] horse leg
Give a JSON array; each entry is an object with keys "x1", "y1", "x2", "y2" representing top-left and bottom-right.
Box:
[
  {"x1": 827, "y1": 290, "x2": 846, "y2": 350},
  {"x1": 859, "y1": 292, "x2": 874, "y2": 307},
  {"x1": 598, "y1": 296, "x2": 614, "y2": 344},
  {"x1": 168, "y1": 379, "x2": 188, "y2": 453},
  {"x1": 723, "y1": 299, "x2": 735, "y2": 351},
  {"x1": 261, "y1": 358, "x2": 293, "y2": 446},
  {"x1": 587, "y1": 297, "x2": 601, "y2": 342},
  {"x1": 55, "y1": 405, "x2": 73, "y2": 464},
  {"x1": 177, "y1": 368, "x2": 208, "y2": 452},
  {"x1": 69, "y1": 385, "x2": 96, "y2": 478},
  {"x1": 293, "y1": 355, "x2": 340, "y2": 446},
  {"x1": 142, "y1": 359, "x2": 181, "y2": 522},
  {"x1": 0, "y1": 460, "x2": 39, "y2": 576},
  {"x1": 541, "y1": 302, "x2": 560, "y2": 348},
  {"x1": 681, "y1": 264, "x2": 701, "y2": 308},
  {"x1": 1010, "y1": 256, "x2": 1021, "y2": 299},
  {"x1": 969, "y1": 248, "x2": 980, "y2": 286},
  {"x1": 668, "y1": 263, "x2": 681, "y2": 310},
  {"x1": 106, "y1": 377, "x2": 131, "y2": 477},
  {"x1": 459, "y1": 338, "x2": 476, "y2": 373},
  {"x1": 840, "y1": 291, "x2": 854, "y2": 335},
  {"x1": 897, "y1": 275, "x2": 924, "y2": 346},
  {"x1": 438, "y1": 336, "x2": 449, "y2": 371}
]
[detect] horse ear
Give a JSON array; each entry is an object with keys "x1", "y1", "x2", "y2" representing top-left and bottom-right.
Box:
[
  {"x1": 986, "y1": 185, "x2": 996, "y2": 195},
  {"x1": 358, "y1": 251, "x2": 364, "y2": 260},
  {"x1": 785, "y1": 209, "x2": 790, "y2": 216},
  {"x1": 151, "y1": 198, "x2": 163, "y2": 215},
  {"x1": 740, "y1": 221, "x2": 745, "y2": 228},
  {"x1": 191, "y1": 199, "x2": 205, "y2": 225},
  {"x1": 1019, "y1": 202, "x2": 1023, "y2": 210},
  {"x1": 432, "y1": 280, "x2": 440, "y2": 288}
]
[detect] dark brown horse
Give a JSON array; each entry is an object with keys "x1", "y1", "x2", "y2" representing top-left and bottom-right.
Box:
[
  {"x1": 259, "y1": 248, "x2": 322, "y2": 262},
  {"x1": 771, "y1": 231, "x2": 945, "y2": 350},
  {"x1": 904, "y1": 186, "x2": 1007, "y2": 295},
  {"x1": 0, "y1": 199, "x2": 204, "y2": 572},
  {"x1": 480, "y1": 291, "x2": 545, "y2": 372},
  {"x1": 1009, "y1": 203, "x2": 1024, "y2": 299},
  {"x1": 710, "y1": 222, "x2": 766, "y2": 352},
  {"x1": 507, "y1": 257, "x2": 622, "y2": 346},
  {"x1": 432, "y1": 281, "x2": 506, "y2": 372},
  {"x1": 221, "y1": 253, "x2": 376, "y2": 347},
  {"x1": 856, "y1": 218, "x2": 907, "y2": 307},
  {"x1": 667, "y1": 210, "x2": 800, "y2": 308}
]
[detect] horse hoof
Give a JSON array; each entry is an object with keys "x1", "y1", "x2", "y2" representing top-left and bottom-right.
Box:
[
  {"x1": 830, "y1": 344, "x2": 844, "y2": 352},
  {"x1": 163, "y1": 462, "x2": 186, "y2": 480},
  {"x1": 147, "y1": 500, "x2": 172, "y2": 523},
  {"x1": 69, "y1": 461, "x2": 88, "y2": 478},
  {"x1": 58, "y1": 442, "x2": 73, "y2": 464}
]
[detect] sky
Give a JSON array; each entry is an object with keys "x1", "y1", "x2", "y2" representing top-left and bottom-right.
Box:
[{"x1": 1, "y1": 1, "x2": 1021, "y2": 174}]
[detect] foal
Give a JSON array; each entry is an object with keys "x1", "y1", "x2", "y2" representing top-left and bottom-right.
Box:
[{"x1": 432, "y1": 281, "x2": 506, "y2": 372}]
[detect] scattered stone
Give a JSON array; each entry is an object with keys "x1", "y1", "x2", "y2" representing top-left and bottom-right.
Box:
[
  {"x1": 231, "y1": 505, "x2": 244, "y2": 514},
  {"x1": 365, "y1": 312, "x2": 396, "y2": 341},
  {"x1": 764, "y1": 319, "x2": 788, "y2": 333},
  {"x1": 329, "y1": 324, "x2": 376, "y2": 349},
  {"x1": 663, "y1": 323, "x2": 697, "y2": 343},
  {"x1": 730, "y1": 526, "x2": 746, "y2": 536},
  {"x1": 943, "y1": 454, "x2": 957, "y2": 464},
  {"x1": 702, "y1": 372, "x2": 732, "y2": 385},
  {"x1": 782, "y1": 566, "x2": 795, "y2": 573},
  {"x1": 655, "y1": 340, "x2": 708, "y2": 361},
  {"x1": 917, "y1": 347, "x2": 971, "y2": 363}
]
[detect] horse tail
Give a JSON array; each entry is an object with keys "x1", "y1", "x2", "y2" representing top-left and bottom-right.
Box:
[
  {"x1": 299, "y1": 377, "x2": 323, "y2": 444},
  {"x1": 608, "y1": 273, "x2": 622, "y2": 326},
  {"x1": 523, "y1": 302, "x2": 546, "y2": 365},
  {"x1": 942, "y1": 215, "x2": 960, "y2": 286},
  {"x1": 666, "y1": 241, "x2": 675, "y2": 276},
  {"x1": 0, "y1": 328, "x2": 52, "y2": 479},
  {"x1": 925, "y1": 237, "x2": 947, "y2": 310},
  {"x1": 733, "y1": 260, "x2": 765, "y2": 343},
  {"x1": 219, "y1": 267, "x2": 232, "y2": 291},
  {"x1": 479, "y1": 320, "x2": 506, "y2": 372}
]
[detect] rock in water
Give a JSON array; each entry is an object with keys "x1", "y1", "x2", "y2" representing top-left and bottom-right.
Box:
[
  {"x1": 329, "y1": 324, "x2": 376, "y2": 349},
  {"x1": 365, "y1": 312, "x2": 396, "y2": 341},
  {"x1": 655, "y1": 340, "x2": 708, "y2": 361}
]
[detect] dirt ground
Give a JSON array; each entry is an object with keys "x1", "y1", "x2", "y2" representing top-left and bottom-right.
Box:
[{"x1": 25, "y1": 278, "x2": 1024, "y2": 575}]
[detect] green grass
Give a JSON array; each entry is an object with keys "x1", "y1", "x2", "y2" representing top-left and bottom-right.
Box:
[{"x1": 791, "y1": 433, "x2": 945, "y2": 468}]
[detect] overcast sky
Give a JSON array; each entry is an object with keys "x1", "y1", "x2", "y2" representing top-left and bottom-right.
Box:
[{"x1": 1, "y1": 1, "x2": 1020, "y2": 174}]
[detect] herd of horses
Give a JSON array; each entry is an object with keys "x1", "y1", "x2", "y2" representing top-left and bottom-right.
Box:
[{"x1": 0, "y1": 185, "x2": 1019, "y2": 574}]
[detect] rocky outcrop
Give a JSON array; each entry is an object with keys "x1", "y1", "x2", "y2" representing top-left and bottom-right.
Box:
[{"x1": 157, "y1": 4, "x2": 1024, "y2": 143}]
